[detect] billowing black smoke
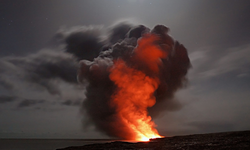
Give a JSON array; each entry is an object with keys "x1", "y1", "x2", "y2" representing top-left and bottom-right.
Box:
[
  {"x1": 75, "y1": 22, "x2": 191, "y2": 139},
  {"x1": 0, "y1": 21, "x2": 190, "y2": 138}
]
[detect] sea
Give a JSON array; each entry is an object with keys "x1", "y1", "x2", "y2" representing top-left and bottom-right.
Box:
[{"x1": 0, "y1": 139, "x2": 116, "y2": 150}]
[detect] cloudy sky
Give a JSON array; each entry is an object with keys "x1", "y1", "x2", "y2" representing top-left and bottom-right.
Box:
[{"x1": 0, "y1": 0, "x2": 250, "y2": 139}]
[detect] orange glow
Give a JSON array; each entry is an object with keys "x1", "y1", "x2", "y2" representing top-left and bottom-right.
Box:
[{"x1": 109, "y1": 34, "x2": 166, "y2": 141}]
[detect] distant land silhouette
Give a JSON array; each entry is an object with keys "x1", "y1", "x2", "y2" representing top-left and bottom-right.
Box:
[{"x1": 57, "y1": 130, "x2": 250, "y2": 150}]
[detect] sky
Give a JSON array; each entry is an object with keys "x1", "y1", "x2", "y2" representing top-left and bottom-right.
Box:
[{"x1": 0, "y1": 0, "x2": 250, "y2": 139}]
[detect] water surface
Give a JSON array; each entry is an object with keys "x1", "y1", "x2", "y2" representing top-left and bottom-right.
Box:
[{"x1": 0, "y1": 139, "x2": 115, "y2": 150}]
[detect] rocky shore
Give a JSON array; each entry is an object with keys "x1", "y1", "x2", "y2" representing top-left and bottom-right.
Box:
[{"x1": 57, "y1": 130, "x2": 250, "y2": 150}]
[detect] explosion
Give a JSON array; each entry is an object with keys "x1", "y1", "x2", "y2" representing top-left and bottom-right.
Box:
[
  {"x1": 77, "y1": 23, "x2": 190, "y2": 141},
  {"x1": 109, "y1": 34, "x2": 165, "y2": 141}
]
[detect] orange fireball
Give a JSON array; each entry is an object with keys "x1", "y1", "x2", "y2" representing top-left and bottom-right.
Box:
[{"x1": 109, "y1": 34, "x2": 166, "y2": 141}]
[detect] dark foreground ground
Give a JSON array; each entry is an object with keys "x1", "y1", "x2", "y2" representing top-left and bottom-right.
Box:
[{"x1": 57, "y1": 130, "x2": 250, "y2": 150}]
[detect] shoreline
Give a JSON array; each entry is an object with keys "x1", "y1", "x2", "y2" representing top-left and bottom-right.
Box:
[{"x1": 57, "y1": 130, "x2": 250, "y2": 150}]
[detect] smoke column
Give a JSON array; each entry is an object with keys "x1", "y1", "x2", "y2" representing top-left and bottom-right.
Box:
[{"x1": 77, "y1": 23, "x2": 191, "y2": 140}]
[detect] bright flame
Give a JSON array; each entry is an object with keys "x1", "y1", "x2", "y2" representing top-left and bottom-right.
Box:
[{"x1": 109, "y1": 34, "x2": 166, "y2": 141}]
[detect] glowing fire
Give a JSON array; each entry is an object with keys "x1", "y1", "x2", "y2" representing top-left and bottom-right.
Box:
[{"x1": 109, "y1": 34, "x2": 166, "y2": 141}]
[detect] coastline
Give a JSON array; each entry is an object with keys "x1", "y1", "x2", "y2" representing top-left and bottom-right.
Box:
[{"x1": 57, "y1": 130, "x2": 250, "y2": 150}]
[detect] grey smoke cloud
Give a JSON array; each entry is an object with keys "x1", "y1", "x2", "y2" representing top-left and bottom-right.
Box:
[
  {"x1": 78, "y1": 22, "x2": 191, "y2": 139},
  {"x1": 61, "y1": 99, "x2": 81, "y2": 106},
  {"x1": 61, "y1": 26, "x2": 104, "y2": 61},
  {"x1": 0, "y1": 22, "x2": 190, "y2": 139},
  {"x1": 0, "y1": 95, "x2": 15, "y2": 104},
  {"x1": 0, "y1": 50, "x2": 82, "y2": 110},
  {"x1": 18, "y1": 99, "x2": 45, "y2": 108},
  {"x1": 0, "y1": 50, "x2": 78, "y2": 95}
]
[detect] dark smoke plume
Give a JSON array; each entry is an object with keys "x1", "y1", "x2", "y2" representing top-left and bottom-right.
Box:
[
  {"x1": 0, "y1": 21, "x2": 190, "y2": 138},
  {"x1": 0, "y1": 51, "x2": 78, "y2": 95},
  {"x1": 77, "y1": 22, "x2": 191, "y2": 139}
]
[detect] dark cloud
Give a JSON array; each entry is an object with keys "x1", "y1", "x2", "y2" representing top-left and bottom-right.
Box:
[
  {"x1": 127, "y1": 25, "x2": 149, "y2": 39},
  {"x1": 61, "y1": 99, "x2": 81, "y2": 106},
  {"x1": 107, "y1": 21, "x2": 134, "y2": 44},
  {"x1": 0, "y1": 77, "x2": 13, "y2": 89},
  {"x1": 55, "y1": 22, "x2": 135, "y2": 62},
  {"x1": 0, "y1": 50, "x2": 78, "y2": 95},
  {"x1": 78, "y1": 23, "x2": 191, "y2": 139},
  {"x1": 0, "y1": 95, "x2": 15, "y2": 104},
  {"x1": 8, "y1": 18, "x2": 245, "y2": 140},
  {"x1": 58, "y1": 26, "x2": 105, "y2": 61},
  {"x1": 0, "y1": 20, "x2": 191, "y2": 139},
  {"x1": 18, "y1": 99, "x2": 45, "y2": 108}
]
